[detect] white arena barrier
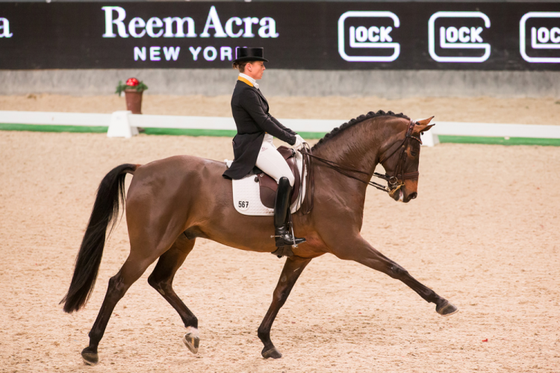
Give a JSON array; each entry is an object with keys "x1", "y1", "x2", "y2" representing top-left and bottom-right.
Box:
[
  {"x1": 0, "y1": 110, "x2": 112, "y2": 127},
  {"x1": 1, "y1": 110, "x2": 559, "y2": 146}
]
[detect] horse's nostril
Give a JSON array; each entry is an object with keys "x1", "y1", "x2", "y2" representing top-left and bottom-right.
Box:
[{"x1": 409, "y1": 192, "x2": 417, "y2": 199}]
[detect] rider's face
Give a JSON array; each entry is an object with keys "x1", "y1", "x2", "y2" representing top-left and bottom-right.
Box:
[{"x1": 245, "y1": 61, "x2": 266, "y2": 80}]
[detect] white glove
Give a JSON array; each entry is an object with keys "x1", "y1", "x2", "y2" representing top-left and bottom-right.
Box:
[{"x1": 293, "y1": 134, "x2": 305, "y2": 150}]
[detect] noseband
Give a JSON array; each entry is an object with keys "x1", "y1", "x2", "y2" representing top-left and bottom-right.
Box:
[{"x1": 300, "y1": 120, "x2": 421, "y2": 201}]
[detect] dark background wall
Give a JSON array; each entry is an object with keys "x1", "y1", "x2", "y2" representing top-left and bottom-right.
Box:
[{"x1": 1, "y1": 1, "x2": 558, "y2": 96}]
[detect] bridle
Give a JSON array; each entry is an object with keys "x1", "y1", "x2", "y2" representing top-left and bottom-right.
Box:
[
  {"x1": 299, "y1": 120, "x2": 421, "y2": 213},
  {"x1": 374, "y1": 119, "x2": 422, "y2": 196}
]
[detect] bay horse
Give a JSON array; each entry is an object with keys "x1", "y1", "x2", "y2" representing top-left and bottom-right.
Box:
[{"x1": 61, "y1": 110, "x2": 457, "y2": 365}]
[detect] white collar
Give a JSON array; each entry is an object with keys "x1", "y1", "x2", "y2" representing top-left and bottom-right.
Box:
[{"x1": 239, "y1": 73, "x2": 259, "y2": 89}]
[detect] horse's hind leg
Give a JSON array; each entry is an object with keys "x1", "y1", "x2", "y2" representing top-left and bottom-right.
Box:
[
  {"x1": 147, "y1": 234, "x2": 200, "y2": 354},
  {"x1": 333, "y1": 236, "x2": 458, "y2": 316},
  {"x1": 82, "y1": 255, "x2": 156, "y2": 365}
]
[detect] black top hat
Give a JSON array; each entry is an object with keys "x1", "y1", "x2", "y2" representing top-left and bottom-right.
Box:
[{"x1": 234, "y1": 47, "x2": 269, "y2": 63}]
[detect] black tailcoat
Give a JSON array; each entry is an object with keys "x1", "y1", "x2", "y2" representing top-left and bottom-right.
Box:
[{"x1": 222, "y1": 80, "x2": 297, "y2": 180}]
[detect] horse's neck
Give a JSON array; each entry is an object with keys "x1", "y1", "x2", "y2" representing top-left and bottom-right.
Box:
[{"x1": 314, "y1": 118, "x2": 395, "y2": 177}]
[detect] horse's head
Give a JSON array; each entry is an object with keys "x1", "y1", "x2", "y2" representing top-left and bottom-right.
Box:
[{"x1": 378, "y1": 116, "x2": 435, "y2": 203}]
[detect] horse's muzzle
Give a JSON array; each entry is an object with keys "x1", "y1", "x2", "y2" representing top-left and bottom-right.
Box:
[{"x1": 389, "y1": 185, "x2": 417, "y2": 203}]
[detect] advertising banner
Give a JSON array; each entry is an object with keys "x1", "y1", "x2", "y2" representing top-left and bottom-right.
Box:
[{"x1": 0, "y1": 2, "x2": 559, "y2": 70}]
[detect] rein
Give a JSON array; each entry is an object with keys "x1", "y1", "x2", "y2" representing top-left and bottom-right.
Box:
[
  {"x1": 298, "y1": 120, "x2": 421, "y2": 214},
  {"x1": 301, "y1": 150, "x2": 389, "y2": 191}
]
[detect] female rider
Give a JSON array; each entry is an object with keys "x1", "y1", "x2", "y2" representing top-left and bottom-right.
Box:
[{"x1": 222, "y1": 47, "x2": 306, "y2": 250}]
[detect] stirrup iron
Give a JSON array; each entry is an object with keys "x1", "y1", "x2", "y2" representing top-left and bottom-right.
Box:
[{"x1": 270, "y1": 226, "x2": 303, "y2": 248}]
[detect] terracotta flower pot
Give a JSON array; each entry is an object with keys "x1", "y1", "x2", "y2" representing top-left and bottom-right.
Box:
[{"x1": 124, "y1": 89, "x2": 143, "y2": 114}]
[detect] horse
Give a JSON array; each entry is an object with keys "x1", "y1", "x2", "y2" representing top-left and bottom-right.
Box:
[{"x1": 61, "y1": 110, "x2": 457, "y2": 365}]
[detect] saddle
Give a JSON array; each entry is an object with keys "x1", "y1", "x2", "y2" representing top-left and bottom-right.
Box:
[
  {"x1": 227, "y1": 146, "x2": 307, "y2": 216},
  {"x1": 256, "y1": 146, "x2": 301, "y2": 208}
]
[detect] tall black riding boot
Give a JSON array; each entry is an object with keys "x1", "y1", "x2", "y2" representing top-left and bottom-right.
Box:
[{"x1": 274, "y1": 177, "x2": 306, "y2": 248}]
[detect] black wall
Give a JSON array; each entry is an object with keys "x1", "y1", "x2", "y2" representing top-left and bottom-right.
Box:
[{"x1": 0, "y1": 2, "x2": 559, "y2": 70}]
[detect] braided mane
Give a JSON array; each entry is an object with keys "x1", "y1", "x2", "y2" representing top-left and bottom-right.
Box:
[{"x1": 311, "y1": 110, "x2": 410, "y2": 151}]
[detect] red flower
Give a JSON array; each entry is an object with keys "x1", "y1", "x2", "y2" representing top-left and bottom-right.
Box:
[{"x1": 126, "y1": 78, "x2": 140, "y2": 87}]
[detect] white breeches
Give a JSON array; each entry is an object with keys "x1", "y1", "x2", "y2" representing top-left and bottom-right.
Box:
[{"x1": 255, "y1": 134, "x2": 295, "y2": 186}]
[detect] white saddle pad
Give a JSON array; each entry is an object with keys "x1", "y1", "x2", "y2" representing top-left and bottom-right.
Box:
[{"x1": 226, "y1": 151, "x2": 306, "y2": 216}]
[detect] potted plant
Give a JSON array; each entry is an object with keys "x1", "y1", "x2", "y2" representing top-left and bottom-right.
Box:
[{"x1": 116, "y1": 78, "x2": 148, "y2": 114}]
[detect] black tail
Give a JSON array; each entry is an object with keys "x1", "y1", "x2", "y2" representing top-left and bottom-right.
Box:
[{"x1": 61, "y1": 163, "x2": 137, "y2": 313}]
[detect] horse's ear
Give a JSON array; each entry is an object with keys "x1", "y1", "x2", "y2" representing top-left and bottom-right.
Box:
[
  {"x1": 416, "y1": 116, "x2": 434, "y2": 126},
  {"x1": 413, "y1": 116, "x2": 435, "y2": 135}
]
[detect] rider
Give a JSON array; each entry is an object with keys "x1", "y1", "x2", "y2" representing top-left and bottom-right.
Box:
[{"x1": 222, "y1": 47, "x2": 306, "y2": 250}]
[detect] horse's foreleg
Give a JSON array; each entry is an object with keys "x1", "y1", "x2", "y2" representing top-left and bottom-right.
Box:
[
  {"x1": 334, "y1": 236, "x2": 458, "y2": 316},
  {"x1": 147, "y1": 235, "x2": 200, "y2": 354},
  {"x1": 258, "y1": 256, "x2": 312, "y2": 359}
]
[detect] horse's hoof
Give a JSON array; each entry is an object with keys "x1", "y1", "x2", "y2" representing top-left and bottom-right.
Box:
[
  {"x1": 182, "y1": 327, "x2": 200, "y2": 354},
  {"x1": 436, "y1": 300, "x2": 459, "y2": 316},
  {"x1": 262, "y1": 346, "x2": 282, "y2": 359},
  {"x1": 81, "y1": 347, "x2": 99, "y2": 366}
]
